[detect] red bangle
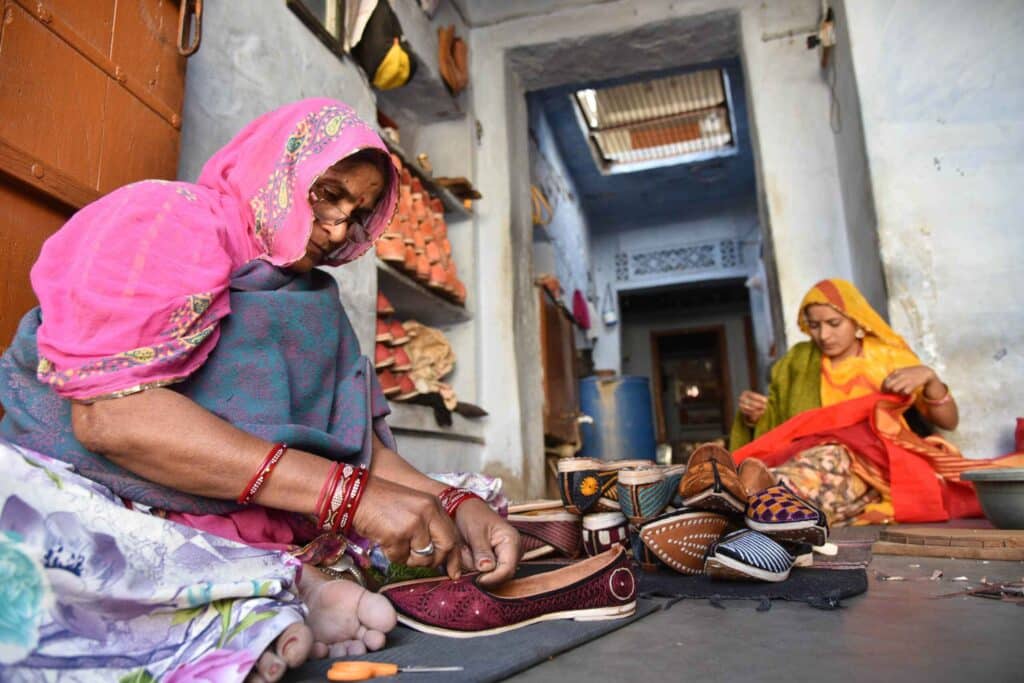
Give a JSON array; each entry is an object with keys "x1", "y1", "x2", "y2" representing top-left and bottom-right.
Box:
[
  {"x1": 438, "y1": 486, "x2": 483, "y2": 518},
  {"x1": 336, "y1": 465, "x2": 369, "y2": 535},
  {"x1": 316, "y1": 463, "x2": 344, "y2": 528},
  {"x1": 320, "y1": 464, "x2": 354, "y2": 531},
  {"x1": 237, "y1": 443, "x2": 288, "y2": 505}
]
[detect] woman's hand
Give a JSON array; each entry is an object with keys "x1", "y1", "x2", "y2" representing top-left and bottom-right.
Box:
[
  {"x1": 882, "y1": 365, "x2": 939, "y2": 396},
  {"x1": 453, "y1": 498, "x2": 521, "y2": 587},
  {"x1": 353, "y1": 476, "x2": 462, "y2": 578},
  {"x1": 738, "y1": 390, "x2": 768, "y2": 427}
]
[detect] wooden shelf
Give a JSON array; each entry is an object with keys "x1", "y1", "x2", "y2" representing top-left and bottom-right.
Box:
[
  {"x1": 386, "y1": 402, "x2": 485, "y2": 444},
  {"x1": 376, "y1": 258, "x2": 471, "y2": 326},
  {"x1": 383, "y1": 139, "x2": 472, "y2": 220}
]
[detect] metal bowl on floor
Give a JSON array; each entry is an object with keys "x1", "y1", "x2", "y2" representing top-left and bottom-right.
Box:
[{"x1": 961, "y1": 468, "x2": 1024, "y2": 529}]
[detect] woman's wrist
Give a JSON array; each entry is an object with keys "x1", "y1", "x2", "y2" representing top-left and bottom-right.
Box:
[
  {"x1": 923, "y1": 376, "x2": 948, "y2": 399},
  {"x1": 438, "y1": 486, "x2": 484, "y2": 519}
]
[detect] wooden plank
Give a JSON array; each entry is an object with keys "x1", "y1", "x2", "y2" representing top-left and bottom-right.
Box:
[
  {"x1": 0, "y1": 135, "x2": 101, "y2": 209},
  {"x1": 872, "y1": 540, "x2": 1024, "y2": 562}
]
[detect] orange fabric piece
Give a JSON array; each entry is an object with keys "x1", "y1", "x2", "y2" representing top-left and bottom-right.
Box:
[
  {"x1": 733, "y1": 393, "x2": 1015, "y2": 523},
  {"x1": 820, "y1": 335, "x2": 922, "y2": 406}
]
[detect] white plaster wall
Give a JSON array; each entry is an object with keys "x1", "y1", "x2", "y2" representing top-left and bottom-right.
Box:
[
  {"x1": 177, "y1": 0, "x2": 379, "y2": 353},
  {"x1": 530, "y1": 107, "x2": 594, "y2": 308},
  {"x1": 739, "y1": 2, "x2": 852, "y2": 343},
  {"x1": 842, "y1": 0, "x2": 1024, "y2": 456},
  {"x1": 829, "y1": 0, "x2": 887, "y2": 315}
]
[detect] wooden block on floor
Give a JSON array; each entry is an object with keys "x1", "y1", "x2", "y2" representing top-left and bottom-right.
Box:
[{"x1": 874, "y1": 527, "x2": 1024, "y2": 560}]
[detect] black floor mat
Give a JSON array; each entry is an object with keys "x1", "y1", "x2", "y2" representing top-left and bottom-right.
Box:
[
  {"x1": 283, "y1": 598, "x2": 661, "y2": 683},
  {"x1": 637, "y1": 567, "x2": 868, "y2": 610}
]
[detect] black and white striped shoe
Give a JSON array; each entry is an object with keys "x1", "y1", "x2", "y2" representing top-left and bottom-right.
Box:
[{"x1": 704, "y1": 529, "x2": 794, "y2": 583}]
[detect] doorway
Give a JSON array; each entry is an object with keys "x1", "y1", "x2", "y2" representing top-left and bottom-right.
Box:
[{"x1": 650, "y1": 326, "x2": 731, "y2": 459}]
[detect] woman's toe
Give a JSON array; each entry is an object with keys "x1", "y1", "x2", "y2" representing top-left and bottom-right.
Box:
[
  {"x1": 356, "y1": 590, "x2": 398, "y2": 633},
  {"x1": 254, "y1": 651, "x2": 286, "y2": 683},
  {"x1": 275, "y1": 622, "x2": 314, "y2": 667},
  {"x1": 328, "y1": 640, "x2": 367, "y2": 658},
  {"x1": 362, "y1": 629, "x2": 387, "y2": 651}
]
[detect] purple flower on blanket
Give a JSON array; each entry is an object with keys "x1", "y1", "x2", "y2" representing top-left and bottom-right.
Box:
[
  {"x1": 0, "y1": 534, "x2": 52, "y2": 664},
  {"x1": 163, "y1": 648, "x2": 258, "y2": 682},
  {"x1": 0, "y1": 496, "x2": 139, "y2": 640}
]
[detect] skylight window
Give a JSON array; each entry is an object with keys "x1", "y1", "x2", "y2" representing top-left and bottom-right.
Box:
[{"x1": 574, "y1": 69, "x2": 736, "y2": 171}]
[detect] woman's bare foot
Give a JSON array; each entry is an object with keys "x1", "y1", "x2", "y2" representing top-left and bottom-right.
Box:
[
  {"x1": 246, "y1": 621, "x2": 321, "y2": 683},
  {"x1": 300, "y1": 566, "x2": 398, "y2": 657},
  {"x1": 245, "y1": 565, "x2": 396, "y2": 682}
]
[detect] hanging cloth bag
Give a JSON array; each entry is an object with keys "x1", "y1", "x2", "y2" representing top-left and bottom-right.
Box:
[
  {"x1": 350, "y1": 1, "x2": 417, "y2": 90},
  {"x1": 601, "y1": 283, "x2": 618, "y2": 327}
]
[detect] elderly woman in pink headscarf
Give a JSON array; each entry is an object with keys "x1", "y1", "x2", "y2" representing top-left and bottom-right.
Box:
[{"x1": 0, "y1": 99, "x2": 518, "y2": 682}]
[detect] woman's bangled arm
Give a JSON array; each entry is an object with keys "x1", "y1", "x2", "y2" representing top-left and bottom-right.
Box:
[
  {"x1": 70, "y1": 387, "x2": 334, "y2": 512},
  {"x1": 916, "y1": 373, "x2": 959, "y2": 431}
]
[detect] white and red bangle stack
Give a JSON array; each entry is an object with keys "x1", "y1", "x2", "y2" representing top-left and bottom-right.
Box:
[
  {"x1": 438, "y1": 486, "x2": 483, "y2": 518},
  {"x1": 315, "y1": 462, "x2": 369, "y2": 535}
]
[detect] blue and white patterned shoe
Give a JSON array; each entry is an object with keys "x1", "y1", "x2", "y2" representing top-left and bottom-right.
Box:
[{"x1": 704, "y1": 529, "x2": 794, "y2": 582}]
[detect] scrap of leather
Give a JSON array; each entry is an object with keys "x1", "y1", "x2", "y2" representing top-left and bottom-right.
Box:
[{"x1": 438, "y1": 24, "x2": 469, "y2": 95}]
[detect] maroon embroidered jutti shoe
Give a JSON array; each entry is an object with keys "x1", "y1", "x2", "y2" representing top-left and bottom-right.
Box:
[{"x1": 380, "y1": 546, "x2": 637, "y2": 638}]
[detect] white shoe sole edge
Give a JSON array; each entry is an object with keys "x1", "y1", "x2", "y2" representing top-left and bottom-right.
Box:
[
  {"x1": 395, "y1": 601, "x2": 637, "y2": 639},
  {"x1": 706, "y1": 553, "x2": 791, "y2": 583}
]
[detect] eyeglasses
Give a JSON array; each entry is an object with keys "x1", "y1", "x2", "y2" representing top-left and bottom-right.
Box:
[{"x1": 309, "y1": 190, "x2": 375, "y2": 258}]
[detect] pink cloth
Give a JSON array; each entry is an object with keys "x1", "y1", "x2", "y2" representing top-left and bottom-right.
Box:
[
  {"x1": 572, "y1": 290, "x2": 590, "y2": 329},
  {"x1": 31, "y1": 99, "x2": 397, "y2": 400},
  {"x1": 166, "y1": 507, "x2": 299, "y2": 552}
]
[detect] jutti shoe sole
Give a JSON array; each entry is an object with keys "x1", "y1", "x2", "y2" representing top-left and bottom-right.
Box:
[
  {"x1": 638, "y1": 509, "x2": 730, "y2": 575},
  {"x1": 382, "y1": 546, "x2": 637, "y2": 638},
  {"x1": 682, "y1": 487, "x2": 747, "y2": 515},
  {"x1": 745, "y1": 518, "x2": 828, "y2": 546}
]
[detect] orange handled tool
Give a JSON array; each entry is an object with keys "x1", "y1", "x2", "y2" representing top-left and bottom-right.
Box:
[{"x1": 328, "y1": 661, "x2": 463, "y2": 681}]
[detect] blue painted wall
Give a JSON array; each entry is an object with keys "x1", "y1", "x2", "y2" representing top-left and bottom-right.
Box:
[{"x1": 528, "y1": 58, "x2": 756, "y2": 233}]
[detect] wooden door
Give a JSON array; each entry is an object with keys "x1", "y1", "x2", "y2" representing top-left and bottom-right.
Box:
[
  {"x1": 538, "y1": 286, "x2": 580, "y2": 446},
  {"x1": 0, "y1": 0, "x2": 188, "y2": 352}
]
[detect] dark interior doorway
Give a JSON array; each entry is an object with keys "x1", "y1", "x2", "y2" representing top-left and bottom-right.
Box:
[
  {"x1": 620, "y1": 278, "x2": 756, "y2": 463},
  {"x1": 650, "y1": 326, "x2": 731, "y2": 456}
]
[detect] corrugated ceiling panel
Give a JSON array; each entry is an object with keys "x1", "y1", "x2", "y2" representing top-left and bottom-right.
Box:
[{"x1": 576, "y1": 68, "x2": 733, "y2": 164}]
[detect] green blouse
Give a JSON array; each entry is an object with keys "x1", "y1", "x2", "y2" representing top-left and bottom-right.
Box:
[{"x1": 729, "y1": 341, "x2": 823, "y2": 450}]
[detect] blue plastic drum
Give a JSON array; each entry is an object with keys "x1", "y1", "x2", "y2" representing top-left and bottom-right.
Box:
[{"x1": 578, "y1": 375, "x2": 656, "y2": 462}]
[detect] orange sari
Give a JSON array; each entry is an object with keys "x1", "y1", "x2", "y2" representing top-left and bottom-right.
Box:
[
  {"x1": 734, "y1": 393, "x2": 1014, "y2": 522},
  {"x1": 734, "y1": 279, "x2": 1014, "y2": 523}
]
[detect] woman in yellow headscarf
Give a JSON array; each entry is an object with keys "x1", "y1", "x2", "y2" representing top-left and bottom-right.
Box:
[{"x1": 730, "y1": 278, "x2": 971, "y2": 525}]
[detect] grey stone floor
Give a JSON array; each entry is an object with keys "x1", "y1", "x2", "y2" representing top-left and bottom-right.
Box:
[{"x1": 508, "y1": 530, "x2": 1024, "y2": 683}]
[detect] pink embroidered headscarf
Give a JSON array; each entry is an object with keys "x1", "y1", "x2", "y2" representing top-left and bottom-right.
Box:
[{"x1": 31, "y1": 98, "x2": 397, "y2": 401}]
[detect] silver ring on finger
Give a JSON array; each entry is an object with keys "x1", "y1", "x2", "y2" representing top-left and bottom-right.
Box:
[{"x1": 411, "y1": 541, "x2": 435, "y2": 557}]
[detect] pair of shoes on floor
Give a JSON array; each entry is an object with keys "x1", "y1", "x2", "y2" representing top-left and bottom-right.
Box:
[
  {"x1": 556, "y1": 457, "x2": 655, "y2": 516},
  {"x1": 381, "y1": 545, "x2": 636, "y2": 638},
  {"x1": 680, "y1": 444, "x2": 829, "y2": 546},
  {"x1": 637, "y1": 508, "x2": 795, "y2": 582}
]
